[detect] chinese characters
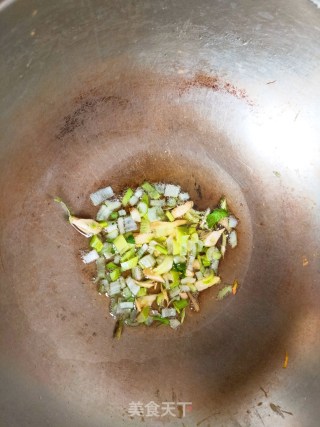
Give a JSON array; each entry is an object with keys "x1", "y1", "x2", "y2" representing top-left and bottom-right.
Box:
[{"x1": 128, "y1": 401, "x2": 192, "y2": 418}]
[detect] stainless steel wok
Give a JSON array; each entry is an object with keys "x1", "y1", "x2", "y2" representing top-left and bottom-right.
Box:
[{"x1": 1, "y1": 0, "x2": 319, "y2": 426}]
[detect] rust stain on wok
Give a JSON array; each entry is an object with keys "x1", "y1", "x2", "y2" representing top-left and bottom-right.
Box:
[
  {"x1": 57, "y1": 95, "x2": 130, "y2": 139},
  {"x1": 56, "y1": 69, "x2": 253, "y2": 140},
  {"x1": 179, "y1": 72, "x2": 254, "y2": 105}
]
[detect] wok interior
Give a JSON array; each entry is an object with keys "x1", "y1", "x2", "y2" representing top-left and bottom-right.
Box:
[{"x1": 1, "y1": 64, "x2": 314, "y2": 426}]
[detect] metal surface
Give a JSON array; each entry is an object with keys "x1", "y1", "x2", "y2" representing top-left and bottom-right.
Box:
[{"x1": 0, "y1": 0, "x2": 319, "y2": 426}]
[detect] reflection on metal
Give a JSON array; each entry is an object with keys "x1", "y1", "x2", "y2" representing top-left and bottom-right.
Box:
[{"x1": 244, "y1": 107, "x2": 317, "y2": 169}]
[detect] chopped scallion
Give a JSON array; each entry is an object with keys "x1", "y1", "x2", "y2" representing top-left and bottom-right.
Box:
[
  {"x1": 57, "y1": 182, "x2": 239, "y2": 337},
  {"x1": 122, "y1": 188, "x2": 134, "y2": 206}
]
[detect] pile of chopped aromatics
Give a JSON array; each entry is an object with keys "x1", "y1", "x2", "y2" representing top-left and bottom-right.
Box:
[{"x1": 56, "y1": 182, "x2": 239, "y2": 338}]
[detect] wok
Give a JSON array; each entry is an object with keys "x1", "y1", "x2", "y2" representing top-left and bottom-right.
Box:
[{"x1": 0, "y1": 0, "x2": 319, "y2": 426}]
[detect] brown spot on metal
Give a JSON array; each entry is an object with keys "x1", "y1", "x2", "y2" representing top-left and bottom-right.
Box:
[
  {"x1": 260, "y1": 387, "x2": 268, "y2": 398},
  {"x1": 180, "y1": 72, "x2": 254, "y2": 104},
  {"x1": 270, "y1": 403, "x2": 293, "y2": 418},
  {"x1": 195, "y1": 183, "x2": 203, "y2": 199},
  {"x1": 57, "y1": 95, "x2": 129, "y2": 139}
]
